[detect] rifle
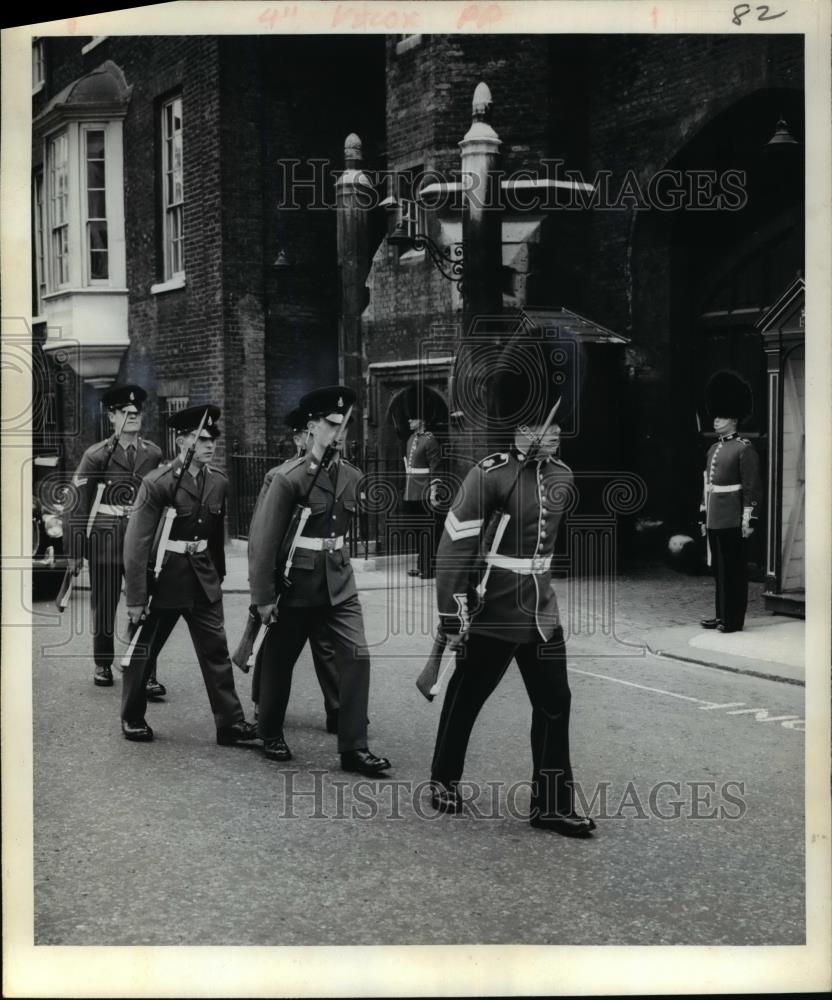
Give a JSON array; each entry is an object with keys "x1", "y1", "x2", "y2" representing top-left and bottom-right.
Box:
[
  {"x1": 236, "y1": 406, "x2": 354, "y2": 669},
  {"x1": 55, "y1": 408, "x2": 131, "y2": 612},
  {"x1": 415, "y1": 399, "x2": 561, "y2": 701},
  {"x1": 120, "y1": 407, "x2": 210, "y2": 669}
]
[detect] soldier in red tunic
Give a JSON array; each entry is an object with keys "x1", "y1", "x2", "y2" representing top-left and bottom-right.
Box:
[
  {"x1": 402, "y1": 386, "x2": 442, "y2": 579},
  {"x1": 429, "y1": 334, "x2": 595, "y2": 838},
  {"x1": 699, "y1": 371, "x2": 762, "y2": 633}
]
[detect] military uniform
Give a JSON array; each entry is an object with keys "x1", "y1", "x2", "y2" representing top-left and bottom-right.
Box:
[
  {"x1": 701, "y1": 432, "x2": 762, "y2": 630},
  {"x1": 699, "y1": 370, "x2": 763, "y2": 633},
  {"x1": 429, "y1": 329, "x2": 593, "y2": 837},
  {"x1": 120, "y1": 405, "x2": 255, "y2": 744},
  {"x1": 431, "y1": 449, "x2": 581, "y2": 820},
  {"x1": 67, "y1": 384, "x2": 165, "y2": 691},
  {"x1": 248, "y1": 452, "x2": 368, "y2": 752},
  {"x1": 247, "y1": 384, "x2": 390, "y2": 774},
  {"x1": 249, "y1": 460, "x2": 340, "y2": 726},
  {"x1": 403, "y1": 427, "x2": 442, "y2": 577}
]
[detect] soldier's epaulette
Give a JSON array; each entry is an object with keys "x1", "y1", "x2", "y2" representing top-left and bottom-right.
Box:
[
  {"x1": 548, "y1": 456, "x2": 572, "y2": 472},
  {"x1": 206, "y1": 464, "x2": 228, "y2": 480},
  {"x1": 479, "y1": 452, "x2": 510, "y2": 473},
  {"x1": 146, "y1": 463, "x2": 176, "y2": 484},
  {"x1": 737, "y1": 437, "x2": 752, "y2": 446},
  {"x1": 340, "y1": 457, "x2": 361, "y2": 474},
  {"x1": 276, "y1": 455, "x2": 307, "y2": 477}
]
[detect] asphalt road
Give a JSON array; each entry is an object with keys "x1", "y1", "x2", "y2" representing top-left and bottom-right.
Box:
[{"x1": 31, "y1": 585, "x2": 804, "y2": 947}]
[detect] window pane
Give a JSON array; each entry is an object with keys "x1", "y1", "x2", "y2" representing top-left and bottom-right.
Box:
[
  {"x1": 89, "y1": 251, "x2": 108, "y2": 280},
  {"x1": 88, "y1": 221, "x2": 108, "y2": 250},
  {"x1": 87, "y1": 189, "x2": 106, "y2": 218},
  {"x1": 86, "y1": 160, "x2": 105, "y2": 190},
  {"x1": 86, "y1": 130, "x2": 105, "y2": 159}
]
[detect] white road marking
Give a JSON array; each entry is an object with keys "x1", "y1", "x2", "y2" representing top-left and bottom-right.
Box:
[{"x1": 570, "y1": 666, "x2": 804, "y2": 731}]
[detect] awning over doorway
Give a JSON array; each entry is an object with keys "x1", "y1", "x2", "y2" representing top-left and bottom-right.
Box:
[{"x1": 520, "y1": 308, "x2": 630, "y2": 344}]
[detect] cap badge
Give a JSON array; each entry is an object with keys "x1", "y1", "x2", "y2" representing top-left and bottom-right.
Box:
[
  {"x1": 337, "y1": 395, "x2": 344, "y2": 408},
  {"x1": 129, "y1": 391, "x2": 135, "y2": 401}
]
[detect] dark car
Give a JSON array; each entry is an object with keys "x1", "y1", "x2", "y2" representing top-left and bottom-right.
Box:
[{"x1": 32, "y1": 454, "x2": 69, "y2": 601}]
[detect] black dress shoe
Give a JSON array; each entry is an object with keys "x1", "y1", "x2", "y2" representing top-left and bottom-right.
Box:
[
  {"x1": 145, "y1": 677, "x2": 167, "y2": 701},
  {"x1": 717, "y1": 623, "x2": 743, "y2": 633},
  {"x1": 325, "y1": 712, "x2": 339, "y2": 735},
  {"x1": 94, "y1": 665, "x2": 114, "y2": 687},
  {"x1": 530, "y1": 813, "x2": 596, "y2": 838},
  {"x1": 700, "y1": 618, "x2": 722, "y2": 629},
  {"x1": 217, "y1": 720, "x2": 259, "y2": 746},
  {"x1": 430, "y1": 782, "x2": 463, "y2": 814},
  {"x1": 340, "y1": 748, "x2": 391, "y2": 775},
  {"x1": 407, "y1": 569, "x2": 421, "y2": 577},
  {"x1": 263, "y1": 736, "x2": 292, "y2": 761},
  {"x1": 122, "y1": 718, "x2": 153, "y2": 742}
]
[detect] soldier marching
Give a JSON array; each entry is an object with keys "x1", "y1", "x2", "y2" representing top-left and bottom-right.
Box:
[
  {"x1": 247, "y1": 386, "x2": 391, "y2": 775},
  {"x1": 428, "y1": 333, "x2": 596, "y2": 838},
  {"x1": 64, "y1": 383, "x2": 167, "y2": 699},
  {"x1": 120, "y1": 405, "x2": 258, "y2": 746}
]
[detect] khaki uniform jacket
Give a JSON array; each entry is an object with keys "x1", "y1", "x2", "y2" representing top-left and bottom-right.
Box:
[
  {"x1": 248, "y1": 454, "x2": 361, "y2": 608},
  {"x1": 404, "y1": 430, "x2": 441, "y2": 502},
  {"x1": 68, "y1": 436, "x2": 163, "y2": 560},
  {"x1": 701, "y1": 434, "x2": 762, "y2": 530},
  {"x1": 124, "y1": 459, "x2": 228, "y2": 609},
  {"x1": 437, "y1": 450, "x2": 573, "y2": 644}
]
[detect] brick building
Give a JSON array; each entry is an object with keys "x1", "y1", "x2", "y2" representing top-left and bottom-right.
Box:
[{"x1": 31, "y1": 32, "x2": 804, "y2": 596}]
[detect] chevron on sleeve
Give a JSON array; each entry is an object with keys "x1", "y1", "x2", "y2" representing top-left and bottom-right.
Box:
[{"x1": 444, "y1": 509, "x2": 483, "y2": 542}]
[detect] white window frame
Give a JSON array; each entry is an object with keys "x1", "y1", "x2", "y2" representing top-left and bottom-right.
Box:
[
  {"x1": 47, "y1": 131, "x2": 70, "y2": 289},
  {"x1": 32, "y1": 38, "x2": 45, "y2": 93},
  {"x1": 41, "y1": 120, "x2": 126, "y2": 297},
  {"x1": 164, "y1": 396, "x2": 189, "y2": 458},
  {"x1": 82, "y1": 125, "x2": 109, "y2": 285},
  {"x1": 161, "y1": 95, "x2": 184, "y2": 283},
  {"x1": 33, "y1": 171, "x2": 47, "y2": 316}
]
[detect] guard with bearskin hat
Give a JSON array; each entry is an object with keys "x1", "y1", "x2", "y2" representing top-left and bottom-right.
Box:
[
  {"x1": 428, "y1": 331, "x2": 595, "y2": 838},
  {"x1": 699, "y1": 370, "x2": 762, "y2": 633},
  {"x1": 401, "y1": 384, "x2": 443, "y2": 579}
]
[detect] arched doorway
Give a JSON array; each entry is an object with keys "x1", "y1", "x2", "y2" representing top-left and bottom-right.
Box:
[{"x1": 634, "y1": 87, "x2": 804, "y2": 570}]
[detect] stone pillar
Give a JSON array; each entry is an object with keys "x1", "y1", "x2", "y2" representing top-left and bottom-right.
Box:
[
  {"x1": 457, "y1": 82, "x2": 504, "y2": 458},
  {"x1": 335, "y1": 133, "x2": 373, "y2": 457}
]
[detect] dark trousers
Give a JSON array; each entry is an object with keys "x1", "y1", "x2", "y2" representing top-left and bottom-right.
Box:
[
  {"x1": 257, "y1": 595, "x2": 370, "y2": 753},
  {"x1": 402, "y1": 499, "x2": 439, "y2": 578},
  {"x1": 431, "y1": 628, "x2": 576, "y2": 817},
  {"x1": 251, "y1": 630, "x2": 339, "y2": 719},
  {"x1": 87, "y1": 523, "x2": 161, "y2": 681},
  {"x1": 708, "y1": 528, "x2": 748, "y2": 628},
  {"x1": 121, "y1": 598, "x2": 245, "y2": 729}
]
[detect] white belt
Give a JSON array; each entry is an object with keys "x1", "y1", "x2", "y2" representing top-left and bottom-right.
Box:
[
  {"x1": 166, "y1": 539, "x2": 208, "y2": 554},
  {"x1": 490, "y1": 553, "x2": 552, "y2": 574},
  {"x1": 294, "y1": 535, "x2": 345, "y2": 551},
  {"x1": 707, "y1": 484, "x2": 742, "y2": 493},
  {"x1": 97, "y1": 503, "x2": 132, "y2": 516},
  {"x1": 406, "y1": 467, "x2": 431, "y2": 475}
]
